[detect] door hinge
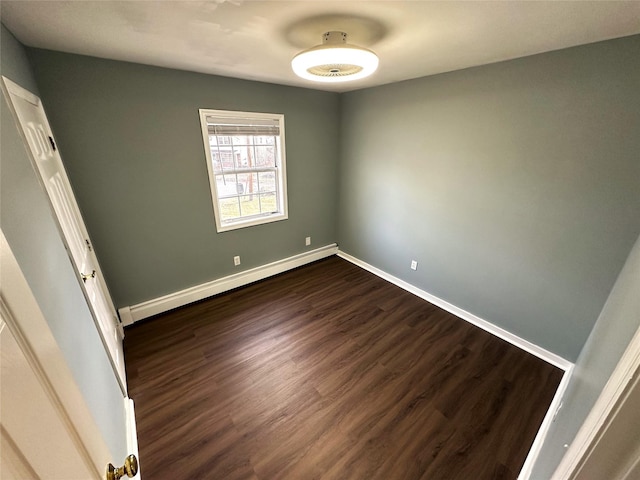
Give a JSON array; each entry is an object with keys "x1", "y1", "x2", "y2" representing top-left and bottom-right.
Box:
[{"x1": 48, "y1": 136, "x2": 57, "y2": 151}]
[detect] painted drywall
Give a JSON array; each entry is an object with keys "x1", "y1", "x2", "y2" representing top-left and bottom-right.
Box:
[
  {"x1": 338, "y1": 35, "x2": 640, "y2": 362},
  {"x1": 27, "y1": 49, "x2": 340, "y2": 308},
  {"x1": 1, "y1": 24, "x2": 127, "y2": 460},
  {"x1": 531, "y1": 231, "x2": 640, "y2": 477}
]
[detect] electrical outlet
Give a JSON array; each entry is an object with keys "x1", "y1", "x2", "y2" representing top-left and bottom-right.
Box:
[
  {"x1": 234, "y1": 256, "x2": 241, "y2": 266},
  {"x1": 410, "y1": 260, "x2": 418, "y2": 271},
  {"x1": 305, "y1": 236, "x2": 311, "y2": 246}
]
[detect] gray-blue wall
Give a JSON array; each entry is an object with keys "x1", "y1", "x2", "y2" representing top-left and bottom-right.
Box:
[
  {"x1": 27, "y1": 49, "x2": 341, "y2": 308},
  {"x1": 338, "y1": 35, "x2": 640, "y2": 362},
  {"x1": 1, "y1": 23, "x2": 127, "y2": 460},
  {"x1": 532, "y1": 231, "x2": 640, "y2": 478}
]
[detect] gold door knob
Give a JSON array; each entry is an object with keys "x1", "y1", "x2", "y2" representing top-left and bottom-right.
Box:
[
  {"x1": 106, "y1": 454, "x2": 138, "y2": 480},
  {"x1": 81, "y1": 270, "x2": 96, "y2": 282}
]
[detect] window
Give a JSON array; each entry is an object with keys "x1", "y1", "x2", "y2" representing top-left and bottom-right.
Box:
[{"x1": 199, "y1": 109, "x2": 288, "y2": 232}]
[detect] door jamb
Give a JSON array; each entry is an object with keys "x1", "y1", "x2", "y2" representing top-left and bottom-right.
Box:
[{"x1": 553, "y1": 323, "x2": 640, "y2": 478}]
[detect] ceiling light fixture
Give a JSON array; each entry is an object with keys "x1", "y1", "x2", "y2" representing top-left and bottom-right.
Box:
[{"x1": 291, "y1": 31, "x2": 379, "y2": 83}]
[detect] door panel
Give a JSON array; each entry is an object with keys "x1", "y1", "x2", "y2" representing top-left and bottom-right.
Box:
[
  {"x1": 0, "y1": 318, "x2": 98, "y2": 479},
  {"x1": 1, "y1": 425, "x2": 41, "y2": 480},
  {"x1": 2, "y1": 76, "x2": 126, "y2": 391}
]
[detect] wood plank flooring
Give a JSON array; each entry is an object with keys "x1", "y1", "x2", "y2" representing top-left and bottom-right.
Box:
[{"x1": 124, "y1": 256, "x2": 563, "y2": 480}]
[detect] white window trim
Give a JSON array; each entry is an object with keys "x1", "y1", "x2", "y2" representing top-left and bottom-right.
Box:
[{"x1": 199, "y1": 109, "x2": 288, "y2": 233}]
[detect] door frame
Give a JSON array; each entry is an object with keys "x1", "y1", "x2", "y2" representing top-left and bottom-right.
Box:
[{"x1": 553, "y1": 323, "x2": 640, "y2": 478}]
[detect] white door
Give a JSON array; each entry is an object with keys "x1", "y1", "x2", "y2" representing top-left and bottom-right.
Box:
[
  {"x1": 2, "y1": 76, "x2": 126, "y2": 392},
  {"x1": 0, "y1": 231, "x2": 113, "y2": 479},
  {"x1": 1, "y1": 314, "x2": 100, "y2": 479}
]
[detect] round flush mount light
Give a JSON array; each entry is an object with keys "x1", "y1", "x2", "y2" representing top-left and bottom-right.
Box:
[{"x1": 291, "y1": 31, "x2": 379, "y2": 83}]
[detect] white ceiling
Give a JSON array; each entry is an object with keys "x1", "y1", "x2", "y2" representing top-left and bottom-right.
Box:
[{"x1": 2, "y1": 1, "x2": 639, "y2": 92}]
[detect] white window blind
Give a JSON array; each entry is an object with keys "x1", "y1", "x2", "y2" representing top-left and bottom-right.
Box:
[{"x1": 206, "y1": 115, "x2": 280, "y2": 137}]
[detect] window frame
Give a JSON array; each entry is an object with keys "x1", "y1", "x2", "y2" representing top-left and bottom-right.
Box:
[{"x1": 199, "y1": 109, "x2": 288, "y2": 233}]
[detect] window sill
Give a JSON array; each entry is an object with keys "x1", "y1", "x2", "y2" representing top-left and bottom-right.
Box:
[{"x1": 215, "y1": 212, "x2": 288, "y2": 233}]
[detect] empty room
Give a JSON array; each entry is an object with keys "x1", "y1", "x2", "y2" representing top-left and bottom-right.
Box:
[{"x1": 1, "y1": 2, "x2": 639, "y2": 479}]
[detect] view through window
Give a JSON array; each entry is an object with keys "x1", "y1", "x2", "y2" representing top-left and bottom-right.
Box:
[{"x1": 199, "y1": 109, "x2": 288, "y2": 232}]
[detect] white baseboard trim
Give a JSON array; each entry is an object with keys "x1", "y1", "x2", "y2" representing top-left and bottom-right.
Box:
[
  {"x1": 336, "y1": 250, "x2": 573, "y2": 371},
  {"x1": 119, "y1": 306, "x2": 134, "y2": 327},
  {"x1": 119, "y1": 244, "x2": 338, "y2": 324},
  {"x1": 519, "y1": 365, "x2": 573, "y2": 479}
]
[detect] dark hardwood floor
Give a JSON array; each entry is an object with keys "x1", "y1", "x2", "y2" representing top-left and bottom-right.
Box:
[{"x1": 124, "y1": 256, "x2": 563, "y2": 480}]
